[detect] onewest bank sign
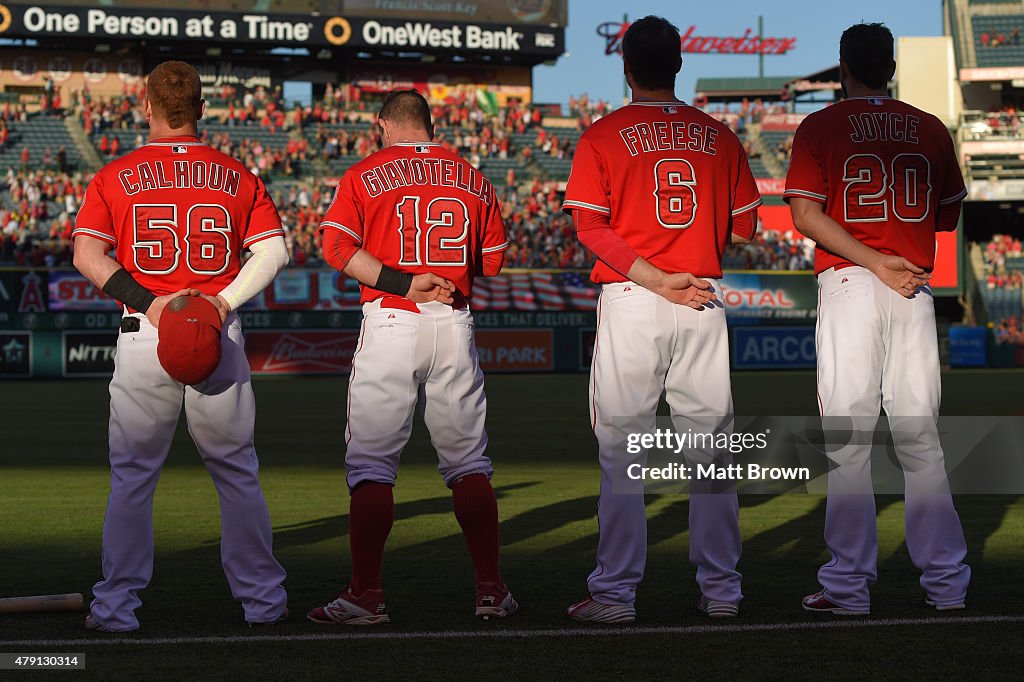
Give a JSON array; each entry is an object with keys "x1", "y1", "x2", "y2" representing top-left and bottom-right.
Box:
[
  {"x1": 598, "y1": 21, "x2": 796, "y2": 56},
  {"x1": 0, "y1": 4, "x2": 564, "y2": 55}
]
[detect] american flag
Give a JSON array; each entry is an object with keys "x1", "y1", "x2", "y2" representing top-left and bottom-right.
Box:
[{"x1": 472, "y1": 271, "x2": 599, "y2": 311}]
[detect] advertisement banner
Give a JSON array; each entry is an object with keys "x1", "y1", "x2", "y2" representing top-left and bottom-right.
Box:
[
  {"x1": 62, "y1": 331, "x2": 117, "y2": 377},
  {"x1": 949, "y1": 326, "x2": 987, "y2": 368},
  {"x1": 732, "y1": 327, "x2": 816, "y2": 369},
  {"x1": 245, "y1": 330, "x2": 359, "y2": 374},
  {"x1": 48, "y1": 271, "x2": 120, "y2": 311},
  {"x1": 720, "y1": 274, "x2": 817, "y2": 324},
  {"x1": 0, "y1": 270, "x2": 48, "y2": 315},
  {"x1": 3, "y1": 6, "x2": 564, "y2": 55},
  {"x1": 0, "y1": 331, "x2": 32, "y2": 377},
  {"x1": 475, "y1": 328, "x2": 554, "y2": 371}
]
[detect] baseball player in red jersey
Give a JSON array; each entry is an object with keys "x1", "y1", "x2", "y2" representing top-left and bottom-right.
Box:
[
  {"x1": 72, "y1": 62, "x2": 290, "y2": 631},
  {"x1": 307, "y1": 90, "x2": 516, "y2": 625},
  {"x1": 562, "y1": 17, "x2": 761, "y2": 623},
  {"x1": 785, "y1": 24, "x2": 970, "y2": 615}
]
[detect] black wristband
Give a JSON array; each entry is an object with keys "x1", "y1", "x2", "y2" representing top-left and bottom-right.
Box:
[
  {"x1": 103, "y1": 268, "x2": 157, "y2": 313},
  {"x1": 375, "y1": 265, "x2": 414, "y2": 297}
]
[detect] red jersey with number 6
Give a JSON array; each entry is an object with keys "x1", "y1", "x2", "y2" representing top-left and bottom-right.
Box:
[
  {"x1": 319, "y1": 142, "x2": 508, "y2": 303},
  {"x1": 783, "y1": 97, "x2": 967, "y2": 275},
  {"x1": 72, "y1": 135, "x2": 285, "y2": 297},
  {"x1": 561, "y1": 101, "x2": 762, "y2": 282}
]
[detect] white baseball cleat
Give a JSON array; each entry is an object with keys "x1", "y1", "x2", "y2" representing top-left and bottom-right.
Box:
[
  {"x1": 475, "y1": 583, "x2": 519, "y2": 620},
  {"x1": 307, "y1": 587, "x2": 390, "y2": 625},
  {"x1": 697, "y1": 594, "x2": 740, "y2": 618},
  {"x1": 925, "y1": 599, "x2": 966, "y2": 611},
  {"x1": 567, "y1": 596, "x2": 636, "y2": 624}
]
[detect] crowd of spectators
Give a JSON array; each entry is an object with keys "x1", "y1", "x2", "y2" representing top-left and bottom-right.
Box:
[
  {"x1": 0, "y1": 169, "x2": 83, "y2": 267},
  {"x1": 994, "y1": 316, "x2": 1024, "y2": 345},
  {"x1": 727, "y1": 228, "x2": 815, "y2": 271},
  {"x1": 983, "y1": 234, "x2": 1024, "y2": 288},
  {"x1": 980, "y1": 27, "x2": 1022, "y2": 48}
]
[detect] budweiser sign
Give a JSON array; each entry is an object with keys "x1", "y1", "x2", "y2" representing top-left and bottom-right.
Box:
[
  {"x1": 598, "y1": 22, "x2": 796, "y2": 56},
  {"x1": 246, "y1": 331, "x2": 359, "y2": 374}
]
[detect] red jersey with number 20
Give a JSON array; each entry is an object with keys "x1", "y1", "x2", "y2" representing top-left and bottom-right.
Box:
[
  {"x1": 73, "y1": 135, "x2": 285, "y2": 297},
  {"x1": 562, "y1": 101, "x2": 762, "y2": 282},
  {"x1": 783, "y1": 97, "x2": 967, "y2": 275},
  {"x1": 319, "y1": 142, "x2": 508, "y2": 303}
]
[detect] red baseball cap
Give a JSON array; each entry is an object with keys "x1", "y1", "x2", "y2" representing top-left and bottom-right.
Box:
[{"x1": 157, "y1": 296, "x2": 223, "y2": 385}]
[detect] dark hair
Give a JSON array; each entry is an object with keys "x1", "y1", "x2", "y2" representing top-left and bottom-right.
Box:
[
  {"x1": 378, "y1": 89, "x2": 433, "y2": 133},
  {"x1": 840, "y1": 23, "x2": 895, "y2": 90},
  {"x1": 146, "y1": 61, "x2": 202, "y2": 128},
  {"x1": 622, "y1": 16, "x2": 682, "y2": 91}
]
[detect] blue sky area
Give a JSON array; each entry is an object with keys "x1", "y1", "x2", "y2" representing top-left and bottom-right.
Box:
[{"x1": 533, "y1": 0, "x2": 943, "y2": 106}]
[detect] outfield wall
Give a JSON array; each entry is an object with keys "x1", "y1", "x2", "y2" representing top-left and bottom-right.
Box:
[{"x1": 0, "y1": 268, "x2": 1010, "y2": 377}]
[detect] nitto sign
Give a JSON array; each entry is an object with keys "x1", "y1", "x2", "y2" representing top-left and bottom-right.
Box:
[{"x1": 598, "y1": 21, "x2": 796, "y2": 56}]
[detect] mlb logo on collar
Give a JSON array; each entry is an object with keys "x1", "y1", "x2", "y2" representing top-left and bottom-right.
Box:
[
  {"x1": 172, "y1": 145, "x2": 188, "y2": 154},
  {"x1": 415, "y1": 145, "x2": 431, "y2": 153},
  {"x1": 662, "y1": 106, "x2": 678, "y2": 114},
  {"x1": 868, "y1": 98, "x2": 885, "y2": 106}
]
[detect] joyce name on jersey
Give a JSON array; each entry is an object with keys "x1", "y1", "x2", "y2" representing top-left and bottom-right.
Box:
[
  {"x1": 562, "y1": 102, "x2": 762, "y2": 282},
  {"x1": 783, "y1": 97, "x2": 967, "y2": 274},
  {"x1": 321, "y1": 142, "x2": 508, "y2": 303},
  {"x1": 72, "y1": 137, "x2": 285, "y2": 297}
]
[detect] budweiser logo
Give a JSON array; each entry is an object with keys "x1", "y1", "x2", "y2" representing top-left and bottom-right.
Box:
[{"x1": 262, "y1": 334, "x2": 353, "y2": 371}]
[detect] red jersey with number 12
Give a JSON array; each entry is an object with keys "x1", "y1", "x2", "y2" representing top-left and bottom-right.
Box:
[
  {"x1": 562, "y1": 101, "x2": 762, "y2": 282},
  {"x1": 783, "y1": 97, "x2": 967, "y2": 274},
  {"x1": 319, "y1": 142, "x2": 508, "y2": 303},
  {"x1": 72, "y1": 135, "x2": 285, "y2": 297}
]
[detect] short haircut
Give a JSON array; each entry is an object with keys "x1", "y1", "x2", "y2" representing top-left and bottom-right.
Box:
[
  {"x1": 146, "y1": 61, "x2": 202, "y2": 128},
  {"x1": 378, "y1": 90, "x2": 433, "y2": 133},
  {"x1": 622, "y1": 16, "x2": 682, "y2": 91},
  {"x1": 840, "y1": 23, "x2": 895, "y2": 90}
]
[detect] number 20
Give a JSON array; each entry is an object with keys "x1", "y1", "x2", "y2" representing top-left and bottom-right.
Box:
[{"x1": 843, "y1": 153, "x2": 932, "y2": 223}]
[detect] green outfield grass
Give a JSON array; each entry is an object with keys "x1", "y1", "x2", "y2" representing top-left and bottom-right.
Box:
[{"x1": 1, "y1": 372, "x2": 1022, "y2": 680}]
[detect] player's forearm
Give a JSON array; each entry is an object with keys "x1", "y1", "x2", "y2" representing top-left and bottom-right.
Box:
[
  {"x1": 217, "y1": 236, "x2": 290, "y2": 311},
  {"x1": 342, "y1": 248, "x2": 385, "y2": 287},
  {"x1": 626, "y1": 257, "x2": 670, "y2": 292},
  {"x1": 790, "y1": 199, "x2": 889, "y2": 271},
  {"x1": 72, "y1": 237, "x2": 122, "y2": 290}
]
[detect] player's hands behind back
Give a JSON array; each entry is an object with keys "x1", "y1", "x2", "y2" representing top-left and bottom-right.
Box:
[
  {"x1": 147, "y1": 289, "x2": 200, "y2": 328},
  {"x1": 871, "y1": 255, "x2": 931, "y2": 298},
  {"x1": 656, "y1": 273, "x2": 717, "y2": 309},
  {"x1": 407, "y1": 273, "x2": 456, "y2": 305}
]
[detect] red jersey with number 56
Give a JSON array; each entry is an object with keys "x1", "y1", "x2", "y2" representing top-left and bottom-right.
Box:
[
  {"x1": 783, "y1": 97, "x2": 967, "y2": 275},
  {"x1": 562, "y1": 101, "x2": 762, "y2": 282},
  {"x1": 72, "y1": 135, "x2": 285, "y2": 297},
  {"x1": 319, "y1": 142, "x2": 508, "y2": 303}
]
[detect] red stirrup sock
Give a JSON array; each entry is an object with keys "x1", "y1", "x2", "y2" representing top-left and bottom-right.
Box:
[
  {"x1": 452, "y1": 473, "x2": 503, "y2": 587},
  {"x1": 348, "y1": 481, "x2": 394, "y2": 595}
]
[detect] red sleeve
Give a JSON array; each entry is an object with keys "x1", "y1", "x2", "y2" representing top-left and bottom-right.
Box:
[
  {"x1": 562, "y1": 136, "x2": 611, "y2": 216},
  {"x1": 242, "y1": 175, "x2": 286, "y2": 248},
  {"x1": 574, "y1": 209, "x2": 639, "y2": 275},
  {"x1": 322, "y1": 226, "x2": 360, "y2": 272},
  {"x1": 936, "y1": 126, "x2": 966, "y2": 232},
  {"x1": 480, "y1": 189, "x2": 508, "y2": 277},
  {"x1": 72, "y1": 174, "x2": 116, "y2": 245},
  {"x1": 783, "y1": 122, "x2": 827, "y2": 204},
  {"x1": 319, "y1": 171, "x2": 364, "y2": 244},
  {"x1": 731, "y1": 148, "x2": 762, "y2": 238}
]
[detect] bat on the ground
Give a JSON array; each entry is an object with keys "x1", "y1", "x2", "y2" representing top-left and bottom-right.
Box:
[{"x1": 0, "y1": 593, "x2": 85, "y2": 614}]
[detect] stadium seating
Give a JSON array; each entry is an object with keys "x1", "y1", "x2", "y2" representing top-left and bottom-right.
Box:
[
  {"x1": 0, "y1": 115, "x2": 81, "y2": 171},
  {"x1": 973, "y1": 15, "x2": 1024, "y2": 67}
]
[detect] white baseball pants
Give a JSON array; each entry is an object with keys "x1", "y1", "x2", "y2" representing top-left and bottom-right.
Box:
[
  {"x1": 815, "y1": 266, "x2": 970, "y2": 610},
  {"x1": 90, "y1": 312, "x2": 288, "y2": 631},
  {"x1": 587, "y1": 281, "x2": 743, "y2": 606},
  {"x1": 344, "y1": 299, "x2": 492, "y2": 489}
]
